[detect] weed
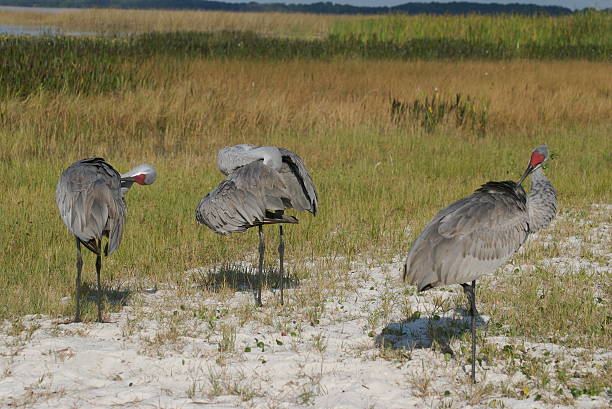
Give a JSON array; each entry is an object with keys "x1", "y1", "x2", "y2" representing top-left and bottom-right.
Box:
[
  {"x1": 391, "y1": 93, "x2": 489, "y2": 136},
  {"x1": 218, "y1": 322, "x2": 237, "y2": 353}
]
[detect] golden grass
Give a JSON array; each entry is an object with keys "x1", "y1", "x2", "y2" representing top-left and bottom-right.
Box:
[
  {"x1": 0, "y1": 58, "x2": 610, "y2": 320},
  {"x1": 1, "y1": 59, "x2": 610, "y2": 159},
  {"x1": 0, "y1": 8, "x2": 343, "y2": 38}
]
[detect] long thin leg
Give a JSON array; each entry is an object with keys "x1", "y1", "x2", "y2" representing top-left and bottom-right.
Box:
[
  {"x1": 462, "y1": 280, "x2": 478, "y2": 382},
  {"x1": 257, "y1": 225, "x2": 265, "y2": 307},
  {"x1": 96, "y1": 239, "x2": 103, "y2": 322},
  {"x1": 278, "y1": 225, "x2": 285, "y2": 305},
  {"x1": 75, "y1": 238, "x2": 83, "y2": 323}
]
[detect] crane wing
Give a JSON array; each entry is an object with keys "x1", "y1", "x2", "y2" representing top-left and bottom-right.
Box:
[
  {"x1": 278, "y1": 148, "x2": 318, "y2": 214},
  {"x1": 196, "y1": 161, "x2": 298, "y2": 235},
  {"x1": 404, "y1": 181, "x2": 530, "y2": 291},
  {"x1": 56, "y1": 158, "x2": 126, "y2": 255}
]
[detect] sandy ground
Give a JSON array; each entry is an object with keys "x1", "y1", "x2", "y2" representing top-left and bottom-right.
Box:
[{"x1": 1, "y1": 205, "x2": 610, "y2": 409}]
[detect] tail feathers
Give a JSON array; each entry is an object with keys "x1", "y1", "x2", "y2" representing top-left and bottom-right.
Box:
[
  {"x1": 257, "y1": 210, "x2": 300, "y2": 225},
  {"x1": 261, "y1": 215, "x2": 299, "y2": 225},
  {"x1": 419, "y1": 284, "x2": 434, "y2": 292},
  {"x1": 79, "y1": 238, "x2": 101, "y2": 255},
  {"x1": 403, "y1": 260, "x2": 435, "y2": 292}
]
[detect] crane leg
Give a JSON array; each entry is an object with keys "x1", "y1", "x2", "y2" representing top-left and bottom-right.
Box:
[
  {"x1": 74, "y1": 238, "x2": 83, "y2": 323},
  {"x1": 257, "y1": 225, "x2": 264, "y2": 307},
  {"x1": 462, "y1": 280, "x2": 478, "y2": 382},
  {"x1": 278, "y1": 225, "x2": 285, "y2": 306},
  {"x1": 95, "y1": 239, "x2": 103, "y2": 323}
]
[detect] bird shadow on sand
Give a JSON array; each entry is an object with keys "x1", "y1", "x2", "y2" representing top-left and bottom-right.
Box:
[
  {"x1": 58, "y1": 283, "x2": 132, "y2": 324},
  {"x1": 375, "y1": 309, "x2": 487, "y2": 357},
  {"x1": 79, "y1": 282, "x2": 132, "y2": 308},
  {"x1": 192, "y1": 263, "x2": 300, "y2": 295}
]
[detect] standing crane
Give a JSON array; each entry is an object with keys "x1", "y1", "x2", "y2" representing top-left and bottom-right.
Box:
[
  {"x1": 196, "y1": 144, "x2": 318, "y2": 306},
  {"x1": 56, "y1": 158, "x2": 157, "y2": 322},
  {"x1": 403, "y1": 145, "x2": 556, "y2": 381}
]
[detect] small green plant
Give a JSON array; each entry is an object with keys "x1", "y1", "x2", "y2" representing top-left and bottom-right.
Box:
[{"x1": 310, "y1": 333, "x2": 327, "y2": 354}]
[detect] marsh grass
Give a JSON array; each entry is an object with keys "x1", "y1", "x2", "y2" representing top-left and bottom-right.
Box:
[
  {"x1": 0, "y1": 9, "x2": 609, "y2": 60},
  {"x1": 331, "y1": 11, "x2": 611, "y2": 52},
  {"x1": 1, "y1": 31, "x2": 609, "y2": 100}
]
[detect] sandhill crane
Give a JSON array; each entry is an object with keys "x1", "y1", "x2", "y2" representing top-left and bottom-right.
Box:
[
  {"x1": 403, "y1": 145, "x2": 556, "y2": 381},
  {"x1": 56, "y1": 158, "x2": 157, "y2": 322},
  {"x1": 196, "y1": 144, "x2": 318, "y2": 306}
]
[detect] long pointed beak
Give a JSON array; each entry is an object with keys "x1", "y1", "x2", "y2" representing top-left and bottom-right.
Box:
[{"x1": 516, "y1": 164, "x2": 534, "y2": 185}]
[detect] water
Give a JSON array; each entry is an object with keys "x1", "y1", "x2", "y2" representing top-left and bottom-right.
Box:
[
  {"x1": 0, "y1": 6, "x2": 90, "y2": 36},
  {"x1": 0, "y1": 24, "x2": 95, "y2": 36},
  {"x1": 0, "y1": 6, "x2": 80, "y2": 14}
]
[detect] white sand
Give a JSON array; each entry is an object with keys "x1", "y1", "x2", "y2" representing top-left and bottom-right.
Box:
[{"x1": 1, "y1": 205, "x2": 610, "y2": 408}]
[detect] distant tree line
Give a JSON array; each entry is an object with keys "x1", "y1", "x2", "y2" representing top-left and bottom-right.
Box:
[{"x1": 0, "y1": 1, "x2": 577, "y2": 16}]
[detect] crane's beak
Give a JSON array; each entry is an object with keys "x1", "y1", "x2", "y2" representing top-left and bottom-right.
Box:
[
  {"x1": 120, "y1": 177, "x2": 135, "y2": 195},
  {"x1": 516, "y1": 164, "x2": 534, "y2": 185}
]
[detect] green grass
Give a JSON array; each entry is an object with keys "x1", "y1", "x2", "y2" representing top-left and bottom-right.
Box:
[
  {"x1": 0, "y1": 124, "x2": 610, "y2": 319},
  {"x1": 330, "y1": 10, "x2": 611, "y2": 55},
  {"x1": 482, "y1": 266, "x2": 610, "y2": 348}
]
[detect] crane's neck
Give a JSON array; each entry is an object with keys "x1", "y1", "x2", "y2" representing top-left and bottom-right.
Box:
[
  {"x1": 527, "y1": 167, "x2": 557, "y2": 233},
  {"x1": 218, "y1": 145, "x2": 282, "y2": 175},
  {"x1": 248, "y1": 146, "x2": 282, "y2": 170}
]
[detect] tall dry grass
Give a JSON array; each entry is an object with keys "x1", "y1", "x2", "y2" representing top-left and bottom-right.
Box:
[{"x1": 1, "y1": 59, "x2": 610, "y2": 160}]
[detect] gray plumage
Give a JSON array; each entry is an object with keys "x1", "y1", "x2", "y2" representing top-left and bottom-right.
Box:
[
  {"x1": 56, "y1": 158, "x2": 126, "y2": 256},
  {"x1": 527, "y1": 167, "x2": 557, "y2": 233},
  {"x1": 196, "y1": 144, "x2": 318, "y2": 305},
  {"x1": 197, "y1": 145, "x2": 318, "y2": 235},
  {"x1": 403, "y1": 146, "x2": 556, "y2": 291},
  {"x1": 403, "y1": 181, "x2": 531, "y2": 291},
  {"x1": 56, "y1": 157, "x2": 157, "y2": 322},
  {"x1": 402, "y1": 145, "x2": 556, "y2": 381}
]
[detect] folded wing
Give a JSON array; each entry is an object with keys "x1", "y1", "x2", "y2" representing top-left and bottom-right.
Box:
[
  {"x1": 56, "y1": 158, "x2": 126, "y2": 255},
  {"x1": 404, "y1": 181, "x2": 530, "y2": 291}
]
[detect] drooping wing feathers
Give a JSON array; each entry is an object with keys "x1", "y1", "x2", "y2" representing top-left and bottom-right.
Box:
[
  {"x1": 56, "y1": 158, "x2": 127, "y2": 255},
  {"x1": 278, "y1": 148, "x2": 318, "y2": 215},
  {"x1": 196, "y1": 161, "x2": 299, "y2": 235},
  {"x1": 403, "y1": 181, "x2": 530, "y2": 291}
]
